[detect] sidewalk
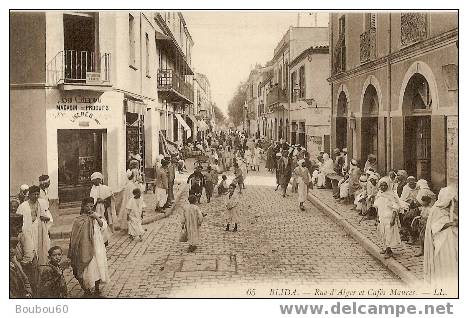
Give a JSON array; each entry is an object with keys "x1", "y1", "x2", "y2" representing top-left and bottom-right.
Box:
[
  {"x1": 307, "y1": 188, "x2": 423, "y2": 285},
  {"x1": 50, "y1": 167, "x2": 191, "y2": 240}
]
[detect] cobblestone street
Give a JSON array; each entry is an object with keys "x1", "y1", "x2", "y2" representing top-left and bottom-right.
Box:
[{"x1": 63, "y1": 166, "x2": 404, "y2": 298}]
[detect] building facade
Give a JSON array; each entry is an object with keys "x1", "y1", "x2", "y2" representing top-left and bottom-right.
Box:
[
  {"x1": 258, "y1": 26, "x2": 329, "y2": 144},
  {"x1": 329, "y1": 12, "x2": 458, "y2": 190},
  {"x1": 289, "y1": 44, "x2": 331, "y2": 158},
  {"x1": 154, "y1": 12, "x2": 194, "y2": 148},
  {"x1": 10, "y1": 11, "x2": 198, "y2": 205},
  {"x1": 193, "y1": 72, "x2": 212, "y2": 140}
]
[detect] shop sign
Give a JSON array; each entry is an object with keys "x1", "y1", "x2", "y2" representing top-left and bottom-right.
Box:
[
  {"x1": 54, "y1": 94, "x2": 110, "y2": 125},
  {"x1": 86, "y1": 72, "x2": 101, "y2": 84},
  {"x1": 309, "y1": 135, "x2": 323, "y2": 145}
]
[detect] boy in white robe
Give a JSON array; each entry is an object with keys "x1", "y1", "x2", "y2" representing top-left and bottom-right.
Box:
[
  {"x1": 126, "y1": 188, "x2": 146, "y2": 241},
  {"x1": 181, "y1": 195, "x2": 204, "y2": 252},
  {"x1": 118, "y1": 170, "x2": 137, "y2": 232},
  {"x1": 293, "y1": 160, "x2": 312, "y2": 211},
  {"x1": 225, "y1": 183, "x2": 241, "y2": 232}
]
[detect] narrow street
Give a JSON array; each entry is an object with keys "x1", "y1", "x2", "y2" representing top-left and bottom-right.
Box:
[{"x1": 64, "y1": 167, "x2": 403, "y2": 298}]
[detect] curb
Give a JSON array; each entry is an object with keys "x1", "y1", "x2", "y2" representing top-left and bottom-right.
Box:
[
  {"x1": 307, "y1": 192, "x2": 421, "y2": 287},
  {"x1": 50, "y1": 183, "x2": 187, "y2": 240}
]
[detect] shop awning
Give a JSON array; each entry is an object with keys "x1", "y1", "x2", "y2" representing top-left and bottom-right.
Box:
[
  {"x1": 175, "y1": 113, "x2": 192, "y2": 139},
  {"x1": 188, "y1": 115, "x2": 198, "y2": 128},
  {"x1": 125, "y1": 98, "x2": 146, "y2": 115},
  {"x1": 197, "y1": 120, "x2": 208, "y2": 131},
  {"x1": 159, "y1": 131, "x2": 179, "y2": 157}
]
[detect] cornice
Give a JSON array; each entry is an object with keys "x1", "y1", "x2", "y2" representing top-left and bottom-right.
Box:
[{"x1": 328, "y1": 29, "x2": 458, "y2": 83}]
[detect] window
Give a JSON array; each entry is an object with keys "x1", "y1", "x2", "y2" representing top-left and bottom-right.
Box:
[
  {"x1": 339, "y1": 15, "x2": 346, "y2": 36},
  {"x1": 145, "y1": 33, "x2": 150, "y2": 76},
  {"x1": 364, "y1": 13, "x2": 376, "y2": 30},
  {"x1": 291, "y1": 71, "x2": 297, "y2": 102},
  {"x1": 278, "y1": 65, "x2": 283, "y2": 88},
  {"x1": 283, "y1": 61, "x2": 288, "y2": 89},
  {"x1": 129, "y1": 14, "x2": 136, "y2": 67},
  {"x1": 335, "y1": 15, "x2": 346, "y2": 73},
  {"x1": 299, "y1": 66, "x2": 305, "y2": 98}
]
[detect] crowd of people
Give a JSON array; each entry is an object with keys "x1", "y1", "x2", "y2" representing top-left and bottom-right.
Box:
[
  {"x1": 9, "y1": 130, "x2": 458, "y2": 297},
  {"x1": 301, "y1": 147, "x2": 458, "y2": 289}
]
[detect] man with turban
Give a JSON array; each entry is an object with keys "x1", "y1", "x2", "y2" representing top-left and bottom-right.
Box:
[{"x1": 89, "y1": 172, "x2": 117, "y2": 236}]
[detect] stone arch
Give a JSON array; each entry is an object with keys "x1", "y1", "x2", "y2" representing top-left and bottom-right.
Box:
[
  {"x1": 359, "y1": 75, "x2": 383, "y2": 115},
  {"x1": 397, "y1": 61, "x2": 439, "y2": 116}
]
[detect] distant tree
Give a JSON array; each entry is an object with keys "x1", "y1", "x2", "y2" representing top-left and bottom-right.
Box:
[{"x1": 227, "y1": 82, "x2": 247, "y2": 127}]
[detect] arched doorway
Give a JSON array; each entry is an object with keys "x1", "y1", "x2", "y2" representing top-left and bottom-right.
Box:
[
  {"x1": 336, "y1": 91, "x2": 348, "y2": 150},
  {"x1": 402, "y1": 73, "x2": 432, "y2": 181},
  {"x1": 361, "y1": 85, "x2": 379, "y2": 161}
]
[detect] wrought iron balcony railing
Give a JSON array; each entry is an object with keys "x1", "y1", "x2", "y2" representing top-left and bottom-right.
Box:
[
  {"x1": 401, "y1": 13, "x2": 427, "y2": 46},
  {"x1": 360, "y1": 27, "x2": 376, "y2": 63},
  {"x1": 266, "y1": 85, "x2": 287, "y2": 107},
  {"x1": 47, "y1": 50, "x2": 111, "y2": 85},
  {"x1": 157, "y1": 69, "x2": 194, "y2": 104}
]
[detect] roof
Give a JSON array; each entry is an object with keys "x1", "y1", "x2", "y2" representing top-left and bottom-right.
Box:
[{"x1": 289, "y1": 45, "x2": 329, "y2": 68}]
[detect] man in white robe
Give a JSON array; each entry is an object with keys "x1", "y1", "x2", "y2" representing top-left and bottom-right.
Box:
[
  {"x1": 424, "y1": 185, "x2": 458, "y2": 292},
  {"x1": 16, "y1": 185, "x2": 53, "y2": 267},
  {"x1": 89, "y1": 172, "x2": 117, "y2": 235}
]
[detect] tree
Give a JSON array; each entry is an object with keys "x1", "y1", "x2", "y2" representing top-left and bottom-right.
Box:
[
  {"x1": 227, "y1": 82, "x2": 247, "y2": 127},
  {"x1": 212, "y1": 102, "x2": 226, "y2": 125}
]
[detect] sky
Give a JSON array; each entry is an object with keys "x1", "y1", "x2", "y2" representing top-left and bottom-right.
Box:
[{"x1": 183, "y1": 11, "x2": 329, "y2": 117}]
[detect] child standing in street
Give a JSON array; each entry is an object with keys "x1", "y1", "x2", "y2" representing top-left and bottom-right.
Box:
[
  {"x1": 181, "y1": 195, "x2": 204, "y2": 253},
  {"x1": 225, "y1": 183, "x2": 241, "y2": 232},
  {"x1": 126, "y1": 188, "x2": 146, "y2": 241},
  {"x1": 38, "y1": 246, "x2": 68, "y2": 298},
  {"x1": 233, "y1": 163, "x2": 244, "y2": 194}
]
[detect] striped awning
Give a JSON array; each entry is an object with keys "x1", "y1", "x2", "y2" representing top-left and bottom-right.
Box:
[{"x1": 175, "y1": 113, "x2": 191, "y2": 138}]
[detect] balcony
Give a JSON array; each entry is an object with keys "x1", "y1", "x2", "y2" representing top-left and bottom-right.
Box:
[
  {"x1": 47, "y1": 50, "x2": 112, "y2": 91},
  {"x1": 266, "y1": 85, "x2": 287, "y2": 110},
  {"x1": 360, "y1": 27, "x2": 376, "y2": 63},
  {"x1": 401, "y1": 13, "x2": 427, "y2": 46},
  {"x1": 157, "y1": 69, "x2": 194, "y2": 104},
  {"x1": 333, "y1": 35, "x2": 346, "y2": 75}
]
